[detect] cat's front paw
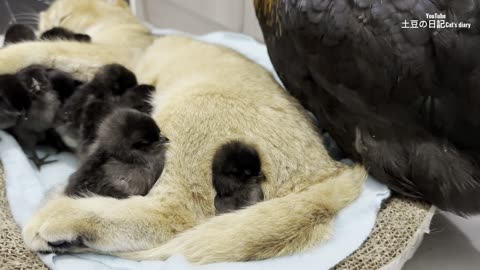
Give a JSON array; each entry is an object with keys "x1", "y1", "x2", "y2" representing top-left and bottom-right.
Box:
[{"x1": 22, "y1": 197, "x2": 95, "y2": 253}]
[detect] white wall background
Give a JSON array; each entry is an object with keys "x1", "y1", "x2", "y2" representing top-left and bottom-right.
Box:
[{"x1": 131, "y1": 0, "x2": 264, "y2": 41}]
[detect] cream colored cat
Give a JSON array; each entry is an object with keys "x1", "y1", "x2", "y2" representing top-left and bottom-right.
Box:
[
  {"x1": 0, "y1": 0, "x2": 367, "y2": 264},
  {"x1": 39, "y1": 0, "x2": 154, "y2": 49}
]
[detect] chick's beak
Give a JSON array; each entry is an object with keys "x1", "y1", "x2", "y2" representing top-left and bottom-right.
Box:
[
  {"x1": 159, "y1": 135, "x2": 169, "y2": 143},
  {"x1": 13, "y1": 109, "x2": 28, "y2": 121}
]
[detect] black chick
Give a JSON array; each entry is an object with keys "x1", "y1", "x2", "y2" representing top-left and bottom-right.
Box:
[
  {"x1": 76, "y1": 84, "x2": 155, "y2": 158},
  {"x1": 212, "y1": 141, "x2": 266, "y2": 214},
  {"x1": 255, "y1": 0, "x2": 480, "y2": 215},
  {"x1": 0, "y1": 75, "x2": 31, "y2": 129},
  {"x1": 10, "y1": 65, "x2": 65, "y2": 168},
  {"x1": 93, "y1": 64, "x2": 139, "y2": 97},
  {"x1": 64, "y1": 108, "x2": 168, "y2": 199},
  {"x1": 40, "y1": 27, "x2": 91, "y2": 43},
  {"x1": 39, "y1": 67, "x2": 83, "y2": 153},
  {"x1": 119, "y1": 84, "x2": 155, "y2": 114},
  {"x1": 4, "y1": 24, "x2": 36, "y2": 45},
  {"x1": 48, "y1": 69, "x2": 83, "y2": 103},
  {"x1": 77, "y1": 99, "x2": 115, "y2": 159},
  {"x1": 55, "y1": 64, "x2": 141, "y2": 150}
]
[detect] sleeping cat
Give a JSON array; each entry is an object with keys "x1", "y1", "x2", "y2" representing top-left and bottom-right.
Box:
[{"x1": 7, "y1": 0, "x2": 366, "y2": 264}]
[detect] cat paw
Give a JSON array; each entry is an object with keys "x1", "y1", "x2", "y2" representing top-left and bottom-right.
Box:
[{"x1": 22, "y1": 198, "x2": 95, "y2": 253}]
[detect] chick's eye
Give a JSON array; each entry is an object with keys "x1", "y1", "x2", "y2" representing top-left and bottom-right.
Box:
[{"x1": 133, "y1": 140, "x2": 151, "y2": 149}]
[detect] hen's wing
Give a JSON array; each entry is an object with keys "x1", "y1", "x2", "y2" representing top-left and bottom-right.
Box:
[{"x1": 256, "y1": 0, "x2": 480, "y2": 214}]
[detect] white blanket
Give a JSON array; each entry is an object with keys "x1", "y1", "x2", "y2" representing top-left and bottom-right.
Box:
[{"x1": 1, "y1": 31, "x2": 390, "y2": 270}]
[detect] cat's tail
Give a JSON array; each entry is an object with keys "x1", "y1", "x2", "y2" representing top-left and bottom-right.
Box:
[{"x1": 118, "y1": 165, "x2": 367, "y2": 264}]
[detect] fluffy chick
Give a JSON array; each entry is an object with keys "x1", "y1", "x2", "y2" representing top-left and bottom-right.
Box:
[
  {"x1": 48, "y1": 69, "x2": 83, "y2": 103},
  {"x1": 212, "y1": 141, "x2": 266, "y2": 214},
  {"x1": 0, "y1": 74, "x2": 31, "y2": 129},
  {"x1": 10, "y1": 65, "x2": 65, "y2": 168},
  {"x1": 64, "y1": 108, "x2": 168, "y2": 199},
  {"x1": 77, "y1": 85, "x2": 155, "y2": 159},
  {"x1": 118, "y1": 84, "x2": 155, "y2": 114},
  {"x1": 77, "y1": 99, "x2": 115, "y2": 159},
  {"x1": 55, "y1": 64, "x2": 142, "y2": 150}
]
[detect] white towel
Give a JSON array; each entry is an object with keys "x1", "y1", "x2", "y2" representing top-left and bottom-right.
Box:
[{"x1": 1, "y1": 31, "x2": 390, "y2": 270}]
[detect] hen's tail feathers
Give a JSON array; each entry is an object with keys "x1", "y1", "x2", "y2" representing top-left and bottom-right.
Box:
[
  {"x1": 356, "y1": 126, "x2": 480, "y2": 216},
  {"x1": 409, "y1": 141, "x2": 480, "y2": 216}
]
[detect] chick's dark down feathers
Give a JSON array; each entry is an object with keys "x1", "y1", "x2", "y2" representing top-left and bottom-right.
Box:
[{"x1": 255, "y1": 0, "x2": 480, "y2": 215}]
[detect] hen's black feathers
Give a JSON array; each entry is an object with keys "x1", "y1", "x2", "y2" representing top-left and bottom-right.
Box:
[{"x1": 256, "y1": 0, "x2": 480, "y2": 214}]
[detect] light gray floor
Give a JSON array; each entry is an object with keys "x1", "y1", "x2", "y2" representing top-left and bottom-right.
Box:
[{"x1": 404, "y1": 212, "x2": 480, "y2": 270}]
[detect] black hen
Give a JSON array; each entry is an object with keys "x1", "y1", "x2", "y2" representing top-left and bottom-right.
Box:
[{"x1": 255, "y1": 0, "x2": 480, "y2": 215}]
